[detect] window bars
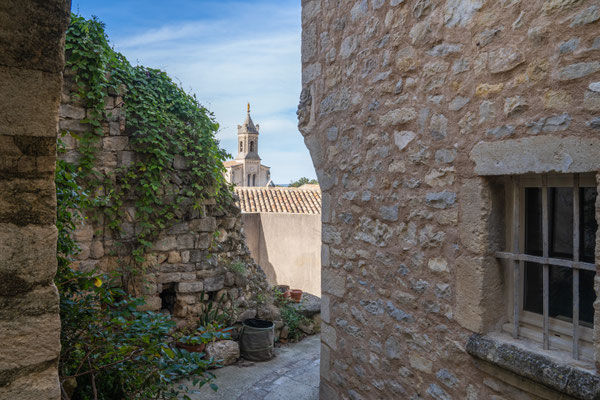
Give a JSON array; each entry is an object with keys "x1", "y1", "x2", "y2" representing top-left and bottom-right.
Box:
[{"x1": 496, "y1": 174, "x2": 596, "y2": 360}]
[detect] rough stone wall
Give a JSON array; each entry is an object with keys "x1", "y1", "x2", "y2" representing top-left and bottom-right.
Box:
[
  {"x1": 59, "y1": 73, "x2": 273, "y2": 327},
  {"x1": 0, "y1": 1, "x2": 70, "y2": 399},
  {"x1": 299, "y1": 0, "x2": 600, "y2": 399}
]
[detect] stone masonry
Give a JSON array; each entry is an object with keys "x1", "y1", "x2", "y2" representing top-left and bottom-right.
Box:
[
  {"x1": 0, "y1": 1, "x2": 71, "y2": 399},
  {"x1": 59, "y1": 69, "x2": 274, "y2": 328},
  {"x1": 299, "y1": 0, "x2": 600, "y2": 399}
]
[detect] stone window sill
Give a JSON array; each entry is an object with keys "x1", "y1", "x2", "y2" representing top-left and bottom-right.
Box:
[{"x1": 466, "y1": 332, "x2": 600, "y2": 400}]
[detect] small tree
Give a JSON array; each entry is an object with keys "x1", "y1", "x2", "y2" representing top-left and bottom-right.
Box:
[{"x1": 289, "y1": 177, "x2": 318, "y2": 187}]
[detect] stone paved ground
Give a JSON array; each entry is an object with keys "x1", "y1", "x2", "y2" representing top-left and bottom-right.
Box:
[{"x1": 187, "y1": 334, "x2": 320, "y2": 400}]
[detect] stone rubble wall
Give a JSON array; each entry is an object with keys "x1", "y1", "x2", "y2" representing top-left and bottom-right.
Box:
[
  {"x1": 59, "y1": 72, "x2": 275, "y2": 327},
  {"x1": 0, "y1": 1, "x2": 71, "y2": 399},
  {"x1": 299, "y1": 0, "x2": 600, "y2": 399}
]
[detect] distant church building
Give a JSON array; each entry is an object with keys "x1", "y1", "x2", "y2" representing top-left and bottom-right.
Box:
[{"x1": 223, "y1": 104, "x2": 271, "y2": 187}]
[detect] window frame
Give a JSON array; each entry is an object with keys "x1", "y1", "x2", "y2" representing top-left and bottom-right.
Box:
[{"x1": 498, "y1": 173, "x2": 597, "y2": 361}]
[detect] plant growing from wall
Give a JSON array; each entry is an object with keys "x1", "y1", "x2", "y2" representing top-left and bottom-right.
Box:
[
  {"x1": 64, "y1": 14, "x2": 232, "y2": 264},
  {"x1": 56, "y1": 144, "x2": 218, "y2": 399}
]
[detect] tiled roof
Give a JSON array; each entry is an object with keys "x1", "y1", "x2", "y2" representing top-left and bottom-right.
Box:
[{"x1": 234, "y1": 186, "x2": 321, "y2": 214}]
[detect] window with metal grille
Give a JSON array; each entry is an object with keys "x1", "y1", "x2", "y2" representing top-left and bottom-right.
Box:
[{"x1": 496, "y1": 173, "x2": 597, "y2": 360}]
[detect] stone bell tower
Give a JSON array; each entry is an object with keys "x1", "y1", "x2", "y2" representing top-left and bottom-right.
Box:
[
  {"x1": 236, "y1": 102, "x2": 260, "y2": 161},
  {"x1": 223, "y1": 104, "x2": 271, "y2": 187}
]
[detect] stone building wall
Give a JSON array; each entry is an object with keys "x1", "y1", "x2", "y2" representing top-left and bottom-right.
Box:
[
  {"x1": 0, "y1": 1, "x2": 70, "y2": 399},
  {"x1": 59, "y1": 72, "x2": 273, "y2": 327},
  {"x1": 299, "y1": 0, "x2": 600, "y2": 399}
]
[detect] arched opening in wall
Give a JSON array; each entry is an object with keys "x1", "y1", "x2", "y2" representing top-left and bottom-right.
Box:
[
  {"x1": 240, "y1": 141, "x2": 243, "y2": 152},
  {"x1": 250, "y1": 141, "x2": 254, "y2": 152},
  {"x1": 247, "y1": 174, "x2": 251, "y2": 186},
  {"x1": 160, "y1": 283, "x2": 177, "y2": 315},
  {"x1": 252, "y1": 174, "x2": 256, "y2": 186}
]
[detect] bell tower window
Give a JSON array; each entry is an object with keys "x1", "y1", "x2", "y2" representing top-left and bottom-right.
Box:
[
  {"x1": 250, "y1": 141, "x2": 254, "y2": 152},
  {"x1": 240, "y1": 141, "x2": 243, "y2": 152}
]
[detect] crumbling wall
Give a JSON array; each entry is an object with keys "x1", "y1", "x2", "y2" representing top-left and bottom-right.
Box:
[
  {"x1": 299, "y1": 0, "x2": 600, "y2": 398},
  {"x1": 0, "y1": 1, "x2": 70, "y2": 399},
  {"x1": 59, "y1": 73, "x2": 274, "y2": 327}
]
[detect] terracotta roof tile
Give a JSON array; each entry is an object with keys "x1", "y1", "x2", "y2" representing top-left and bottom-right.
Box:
[{"x1": 234, "y1": 186, "x2": 321, "y2": 214}]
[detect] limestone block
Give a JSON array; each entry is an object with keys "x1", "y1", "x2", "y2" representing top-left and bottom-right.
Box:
[
  {"x1": 136, "y1": 296, "x2": 161, "y2": 312},
  {"x1": 190, "y1": 217, "x2": 216, "y2": 232},
  {"x1": 206, "y1": 340, "x2": 239, "y2": 365},
  {"x1": 321, "y1": 323, "x2": 337, "y2": 351},
  {"x1": 557, "y1": 62, "x2": 600, "y2": 81},
  {"x1": 322, "y1": 268, "x2": 346, "y2": 297},
  {"x1": 176, "y1": 233, "x2": 196, "y2": 249},
  {"x1": 470, "y1": 136, "x2": 600, "y2": 175},
  {"x1": 0, "y1": 285, "x2": 58, "y2": 321},
  {"x1": 117, "y1": 151, "x2": 135, "y2": 168},
  {"x1": 0, "y1": 313, "x2": 60, "y2": 372},
  {"x1": 0, "y1": 67, "x2": 62, "y2": 137},
  {"x1": 458, "y1": 178, "x2": 491, "y2": 254},
  {"x1": 0, "y1": 178, "x2": 56, "y2": 226},
  {"x1": 88, "y1": 240, "x2": 103, "y2": 259},
  {"x1": 153, "y1": 236, "x2": 177, "y2": 252},
  {"x1": 177, "y1": 282, "x2": 204, "y2": 293},
  {"x1": 0, "y1": 364, "x2": 60, "y2": 400},
  {"x1": 102, "y1": 136, "x2": 128, "y2": 151},
  {"x1": 167, "y1": 251, "x2": 181, "y2": 264},
  {"x1": 59, "y1": 104, "x2": 85, "y2": 119},
  {"x1": 0, "y1": 224, "x2": 57, "y2": 294},
  {"x1": 203, "y1": 275, "x2": 225, "y2": 292},
  {"x1": 196, "y1": 233, "x2": 212, "y2": 249}
]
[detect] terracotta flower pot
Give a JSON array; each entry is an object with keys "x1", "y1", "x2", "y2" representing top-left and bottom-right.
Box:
[
  {"x1": 290, "y1": 289, "x2": 303, "y2": 303},
  {"x1": 175, "y1": 342, "x2": 206, "y2": 353}
]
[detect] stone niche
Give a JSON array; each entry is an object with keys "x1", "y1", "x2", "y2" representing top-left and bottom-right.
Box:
[{"x1": 58, "y1": 70, "x2": 272, "y2": 327}]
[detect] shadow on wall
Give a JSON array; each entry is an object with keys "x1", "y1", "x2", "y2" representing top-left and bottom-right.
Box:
[{"x1": 241, "y1": 213, "x2": 321, "y2": 296}]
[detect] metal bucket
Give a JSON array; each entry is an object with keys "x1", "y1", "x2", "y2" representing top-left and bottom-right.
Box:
[{"x1": 240, "y1": 318, "x2": 275, "y2": 361}]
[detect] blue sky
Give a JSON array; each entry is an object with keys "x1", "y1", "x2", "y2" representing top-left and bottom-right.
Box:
[{"x1": 71, "y1": 0, "x2": 315, "y2": 184}]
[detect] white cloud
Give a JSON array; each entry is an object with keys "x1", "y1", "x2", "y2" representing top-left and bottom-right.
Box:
[{"x1": 106, "y1": 2, "x2": 313, "y2": 183}]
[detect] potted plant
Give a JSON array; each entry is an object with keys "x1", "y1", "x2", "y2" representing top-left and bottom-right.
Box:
[{"x1": 290, "y1": 289, "x2": 303, "y2": 303}]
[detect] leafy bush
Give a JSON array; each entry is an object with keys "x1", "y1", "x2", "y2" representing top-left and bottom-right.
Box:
[
  {"x1": 273, "y1": 289, "x2": 310, "y2": 342},
  {"x1": 57, "y1": 152, "x2": 218, "y2": 400}
]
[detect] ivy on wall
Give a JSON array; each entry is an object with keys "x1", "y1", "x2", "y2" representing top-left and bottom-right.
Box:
[{"x1": 64, "y1": 14, "x2": 231, "y2": 262}]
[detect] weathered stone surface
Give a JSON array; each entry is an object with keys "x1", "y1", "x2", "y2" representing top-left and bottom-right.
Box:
[
  {"x1": 0, "y1": 224, "x2": 57, "y2": 294},
  {"x1": 489, "y1": 48, "x2": 524, "y2": 74},
  {"x1": 178, "y1": 281, "x2": 203, "y2": 293},
  {"x1": 299, "y1": 0, "x2": 600, "y2": 398},
  {"x1": 467, "y1": 334, "x2": 600, "y2": 399},
  {"x1": 380, "y1": 108, "x2": 417, "y2": 126},
  {"x1": 486, "y1": 125, "x2": 514, "y2": 139},
  {"x1": 425, "y1": 191, "x2": 456, "y2": 209},
  {"x1": 393, "y1": 130, "x2": 415, "y2": 151},
  {"x1": 444, "y1": 0, "x2": 483, "y2": 27},
  {"x1": 471, "y1": 136, "x2": 600, "y2": 175},
  {"x1": 206, "y1": 340, "x2": 240, "y2": 366},
  {"x1": 557, "y1": 62, "x2": 600, "y2": 81}
]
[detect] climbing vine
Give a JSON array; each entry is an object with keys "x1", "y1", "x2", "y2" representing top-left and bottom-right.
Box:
[{"x1": 64, "y1": 14, "x2": 231, "y2": 263}]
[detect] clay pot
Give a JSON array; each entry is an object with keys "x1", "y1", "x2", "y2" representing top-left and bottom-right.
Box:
[
  {"x1": 290, "y1": 289, "x2": 303, "y2": 303},
  {"x1": 175, "y1": 342, "x2": 206, "y2": 353}
]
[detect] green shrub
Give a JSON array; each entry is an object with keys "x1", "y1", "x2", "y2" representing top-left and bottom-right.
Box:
[{"x1": 56, "y1": 153, "x2": 217, "y2": 400}]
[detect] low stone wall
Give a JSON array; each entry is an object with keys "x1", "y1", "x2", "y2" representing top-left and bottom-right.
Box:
[
  {"x1": 242, "y1": 212, "x2": 322, "y2": 296},
  {"x1": 59, "y1": 73, "x2": 273, "y2": 327}
]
